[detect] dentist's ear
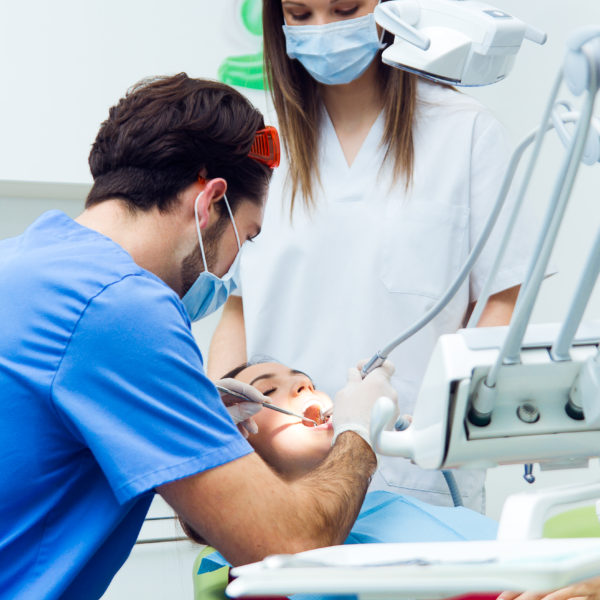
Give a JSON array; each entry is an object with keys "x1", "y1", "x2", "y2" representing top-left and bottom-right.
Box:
[{"x1": 192, "y1": 177, "x2": 228, "y2": 230}]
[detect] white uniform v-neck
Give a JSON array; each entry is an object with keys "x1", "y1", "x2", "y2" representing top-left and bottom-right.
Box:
[{"x1": 321, "y1": 107, "x2": 385, "y2": 174}]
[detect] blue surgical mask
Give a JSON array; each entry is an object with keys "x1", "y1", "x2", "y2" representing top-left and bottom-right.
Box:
[
  {"x1": 282, "y1": 10, "x2": 384, "y2": 86},
  {"x1": 182, "y1": 192, "x2": 241, "y2": 322}
]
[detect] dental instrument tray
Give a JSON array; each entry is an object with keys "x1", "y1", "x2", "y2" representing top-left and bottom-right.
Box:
[{"x1": 228, "y1": 539, "x2": 600, "y2": 599}]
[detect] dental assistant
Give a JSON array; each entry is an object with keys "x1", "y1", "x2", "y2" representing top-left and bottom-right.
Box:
[
  {"x1": 0, "y1": 74, "x2": 396, "y2": 599},
  {"x1": 209, "y1": 0, "x2": 537, "y2": 511}
]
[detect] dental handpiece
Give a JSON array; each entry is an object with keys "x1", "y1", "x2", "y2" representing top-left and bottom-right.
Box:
[
  {"x1": 360, "y1": 353, "x2": 386, "y2": 378},
  {"x1": 215, "y1": 385, "x2": 318, "y2": 426},
  {"x1": 359, "y1": 354, "x2": 410, "y2": 431}
]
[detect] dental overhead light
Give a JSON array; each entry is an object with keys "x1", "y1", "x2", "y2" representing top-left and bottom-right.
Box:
[{"x1": 375, "y1": 0, "x2": 547, "y2": 86}]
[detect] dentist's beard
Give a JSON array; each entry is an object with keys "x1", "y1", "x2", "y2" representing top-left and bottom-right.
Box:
[{"x1": 180, "y1": 216, "x2": 227, "y2": 296}]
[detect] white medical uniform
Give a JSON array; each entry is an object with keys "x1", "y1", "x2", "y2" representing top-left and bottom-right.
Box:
[{"x1": 237, "y1": 80, "x2": 534, "y2": 512}]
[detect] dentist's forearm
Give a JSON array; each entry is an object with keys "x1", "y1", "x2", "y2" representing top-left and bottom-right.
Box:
[
  {"x1": 292, "y1": 431, "x2": 377, "y2": 546},
  {"x1": 159, "y1": 433, "x2": 376, "y2": 565}
]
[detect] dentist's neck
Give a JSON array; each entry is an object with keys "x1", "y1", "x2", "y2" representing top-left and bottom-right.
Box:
[{"x1": 75, "y1": 199, "x2": 192, "y2": 292}]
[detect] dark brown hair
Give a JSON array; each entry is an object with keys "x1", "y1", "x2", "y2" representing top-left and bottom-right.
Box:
[
  {"x1": 262, "y1": 0, "x2": 417, "y2": 213},
  {"x1": 179, "y1": 519, "x2": 206, "y2": 546},
  {"x1": 86, "y1": 74, "x2": 272, "y2": 215}
]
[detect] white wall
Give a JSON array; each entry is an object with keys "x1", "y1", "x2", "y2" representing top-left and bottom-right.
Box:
[
  {"x1": 1, "y1": 0, "x2": 598, "y2": 326},
  {"x1": 468, "y1": 0, "x2": 600, "y2": 326},
  {"x1": 0, "y1": 1, "x2": 270, "y2": 184},
  {"x1": 1, "y1": 1, "x2": 599, "y2": 597}
]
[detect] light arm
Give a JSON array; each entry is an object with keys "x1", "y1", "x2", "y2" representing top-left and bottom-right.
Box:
[
  {"x1": 467, "y1": 285, "x2": 520, "y2": 328},
  {"x1": 207, "y1": 295, "x2": 248, "y2": 379}
]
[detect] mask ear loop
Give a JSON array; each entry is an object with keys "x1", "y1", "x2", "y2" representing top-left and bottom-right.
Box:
[
  {"x1": 195, "y1": 178, "x2": 241, "y2": 271},
  {"x1": 193, "y1": 190, "x2": 210, "y2": 273},
  {"x1": 222, "y1": 194, "x2": 242, "y2": 250}
]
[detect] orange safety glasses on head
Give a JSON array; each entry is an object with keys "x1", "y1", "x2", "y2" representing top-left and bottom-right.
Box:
[{"x1": 248, "y1": 126, "x2": 281, "y2": 169}]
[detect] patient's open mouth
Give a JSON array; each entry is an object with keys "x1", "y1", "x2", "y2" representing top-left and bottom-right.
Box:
[{"x1": 302, "y1": 400, "x2": 332, "y2": 428}]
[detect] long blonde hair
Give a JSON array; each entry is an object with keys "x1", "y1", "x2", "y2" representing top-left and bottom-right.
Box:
[{"x1": 262, "y1": 0, "x2": 417, "y2": 213}]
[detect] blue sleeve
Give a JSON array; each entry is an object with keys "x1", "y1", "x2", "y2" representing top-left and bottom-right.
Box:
[{"x1": 52, "y1": 274, "x2": 253, "y2": 504}]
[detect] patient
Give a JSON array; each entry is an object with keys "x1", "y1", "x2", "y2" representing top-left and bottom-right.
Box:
[
  {"x1": 184, "y1": 360, "x2": 499, "y2": 600},
  {"x1": 223, "y1": 361, "x2": 335, "y2": 481},
  {"x1": 191, "y1": 364, "x2": 600, "y2": 600},
  {"x1": 183, "y1": 360, "x2": 496, "y2": 549}
]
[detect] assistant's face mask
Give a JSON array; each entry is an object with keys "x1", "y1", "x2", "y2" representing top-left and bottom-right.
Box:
[
  {"x1": 282, "y1": 7, "x2": 384, "y2": 86},
  {"x1": 182, "y1": 192, "x2": 241, "y2": 322}
]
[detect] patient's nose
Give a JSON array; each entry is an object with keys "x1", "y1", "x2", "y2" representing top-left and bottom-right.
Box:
[{"x1": 292, "y1": 377, "x2": 315, "y2": 396}]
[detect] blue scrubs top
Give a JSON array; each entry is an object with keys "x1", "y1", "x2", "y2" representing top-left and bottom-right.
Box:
[{"x1": 0, "y1": 211, "x2": 253, "y2": 599}]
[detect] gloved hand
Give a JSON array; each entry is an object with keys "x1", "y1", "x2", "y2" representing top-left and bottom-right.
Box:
[
  {"x1": 332, "y1": 360, "x2": 397, "y2": 448},
  {"x1": 226, "y1": 402, "x2": 261, "y2": 438},
  {"x1": 215, "y1": 378, "x2": 268, "y2": 438}
]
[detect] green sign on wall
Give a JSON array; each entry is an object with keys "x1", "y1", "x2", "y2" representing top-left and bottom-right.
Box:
[{"x1": 218, "y1": 0, "x2": 267, "y2": 90}]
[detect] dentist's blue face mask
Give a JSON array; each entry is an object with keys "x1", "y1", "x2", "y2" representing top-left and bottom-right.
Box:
[
  {"x1": 282, "y1": 8, "x2": 384, "y2": 86},
  {"x1": 182, "y1": 191, "x2": 241, "y2": 322}
]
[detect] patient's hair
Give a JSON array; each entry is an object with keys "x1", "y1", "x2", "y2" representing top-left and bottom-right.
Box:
[
  {"x1": 219, "y1": 355, "x2": 278, "y2": 380},
  {"x1": 179, "y1": 520, "x2": 207, "y2": 546},
  {"x1": 221, "y1": 363, "x2": 252, "y2": 379}
]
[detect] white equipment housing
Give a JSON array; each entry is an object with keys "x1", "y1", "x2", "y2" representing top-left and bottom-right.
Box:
[
  {"x1": 375, "y1": 0, "x2": 547, "y2": 86},
  {"x1": 372, "y1": 324, "x2": 600, "y2": 470}
]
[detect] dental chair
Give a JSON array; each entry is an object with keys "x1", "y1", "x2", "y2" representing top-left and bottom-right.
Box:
[
  {"x1": 193, "y1": 546, "x2": 287, "y2": 600},
  {"x1": 545, "y1": 505, "x2": 600, "y2": 539},
  {"x1": 193, "y1": 544, "x2": 502, "y2": 600},
  {"x1": 222, "y1": 499, "x2": 600, "y2": 599},
  {"x1": 192, "y1": 490, "x2": 600, "y2": 599},
  {"x1": 192, "y1": 497, "x2": 600, "y2": 600}
]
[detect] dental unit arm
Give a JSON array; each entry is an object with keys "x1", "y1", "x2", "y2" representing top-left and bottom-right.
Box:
[{"x1": 371, "y1": 26, "x2": 600, "y2": 473}]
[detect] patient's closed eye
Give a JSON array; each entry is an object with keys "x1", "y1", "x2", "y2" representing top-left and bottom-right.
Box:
[{"x1": 262, "y1": 387, "x2": 277, "y2": 396}]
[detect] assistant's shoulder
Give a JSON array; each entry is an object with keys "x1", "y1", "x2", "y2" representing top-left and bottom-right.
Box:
[
  {"x1": 415, "y1": 79, "x2": 508, "y2": 150},
  {"x1": 416, "y1": 79, "x2": 499, "y2": 126}
]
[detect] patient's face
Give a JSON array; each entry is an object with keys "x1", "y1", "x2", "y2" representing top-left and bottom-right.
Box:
[{"x1": 234, "y1": 362, "x2": 333, "y2": 479}]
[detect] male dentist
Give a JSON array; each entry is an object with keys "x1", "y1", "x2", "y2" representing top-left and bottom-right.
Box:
[{"x1": 0, "y1": 74, "x2": 395, "y2": 599}]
